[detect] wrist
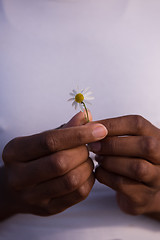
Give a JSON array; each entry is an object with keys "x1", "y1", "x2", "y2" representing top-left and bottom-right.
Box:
[{"x1": 0, "y1": 166, "x2": 25, "y2": 221}]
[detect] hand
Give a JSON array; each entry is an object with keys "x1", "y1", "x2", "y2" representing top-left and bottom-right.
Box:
[
  {"x1": 89, "y1": 115, "x2": 160, "y2": 218},
  {"x1": 2, "y1": 112, "x2": 107, "y2": 218}
]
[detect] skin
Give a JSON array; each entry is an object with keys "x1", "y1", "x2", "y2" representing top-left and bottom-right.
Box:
[
  {"x1": 89, "y1": 115, "x2": 160, "y2": 220},
  {"x1": 1, "y1": 113, "x2": 160, "y2": 221},
  {"x1": 0, "y1": 111, "x2": 107, "y2": 221}
]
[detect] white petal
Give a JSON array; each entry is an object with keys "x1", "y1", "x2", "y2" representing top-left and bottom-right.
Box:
[
  {"x1": 72, "y1": 101, "x2": 76, "y2": 106},
  {"x1": 83, "y1": 100, "x2": 92, "y2": 105},
  {"x1": 83, "y1": 87, "x2": 90, "y2": 94},
  {"x1": 84, "y1": 91, "x2": 93, "y2": 97},
  {"x1": 75, "y1": 102, "x2": 78, "y2": 109},
  {"x1": 72, "y1": 101, "x2": 78, "y2": 110},
  {"x1": 72, "y1": 89, "x2": 77, "y2": 95},
  {"x1": 81, "y1": 89, "x2": 85, "y2": 94},
  {"x1": 85, "y1": 96, "x2": 95, "y2": 100},
  {"x1": 79, "y1": 103, "x2": 84, "y2": 112},
  {"x1": 69, "y1": 92, "x2": 76, "y2": 97},
  {"x1": 68, "y1": 98, "x2": 75, "y2": 101}
]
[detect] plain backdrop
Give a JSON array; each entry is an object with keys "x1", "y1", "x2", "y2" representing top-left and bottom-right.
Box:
[{"x1": 0, "y1": 0, "x2": 160, "y2": 239}]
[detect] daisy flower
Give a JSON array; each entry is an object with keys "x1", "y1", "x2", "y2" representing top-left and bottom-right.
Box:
[{"x1": 68, "y1": 87, "x2": 94, "y2": 122}]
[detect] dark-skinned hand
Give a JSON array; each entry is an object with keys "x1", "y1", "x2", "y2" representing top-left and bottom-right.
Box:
[
  {"x1": 89, "y1": 115, "x2": 160, "y2": 220},
  {"x1": 1, "y1": 111, "x2": 107, "y2": 220}
]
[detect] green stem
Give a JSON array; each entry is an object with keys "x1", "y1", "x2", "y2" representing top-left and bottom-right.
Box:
[{"x1": 82, "y1": 102, "x2": 89, "y2": 122}]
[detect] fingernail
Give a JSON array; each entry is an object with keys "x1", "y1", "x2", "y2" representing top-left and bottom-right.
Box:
[
  {"x1": 88, "y1": 142, "x2": 101, "y2": 152},
  {"x1": 92, "y1": 124, "x2": 108, "y2": 139}
]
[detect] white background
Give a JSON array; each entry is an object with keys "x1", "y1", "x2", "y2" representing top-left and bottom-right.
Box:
[{"x1": 0, "y1": 0, "x2": 160, "y2": 239}]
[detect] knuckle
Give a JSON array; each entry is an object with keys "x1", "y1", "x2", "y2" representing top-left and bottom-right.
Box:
[
  {"x1": 43, "y1": 131, "x2": 59, "y2": 153},
  {"x1": 132, "y1": 160, "x2": 148, "y2": 182},
  {"x1": 129, "y1": 187, "x2": 153, "y2": 209},
  {"x1": 51, "y1": 153, "x2": 68, "y2": 175},
  {"x1": 129, "y1": 188, "x2": 152, "y2": 208},
  {"x1": 77, "y1": 176, "x2": 94, "y2": 200},
  {"x1": 130, "y1": 194, "x2": 145, "y2": 207},
  {"x1": 77, "y1": 185, "x2": 90, "y2": 200},
  {"x1": 143, "y1": 137, "x2": 158, "y2": 158},
  {"x1": 132, "y1": 115, "x2": 145, "y2": 134},
  {"x1": 64, "y1": 173, "x2": 79, "y2": 191}
]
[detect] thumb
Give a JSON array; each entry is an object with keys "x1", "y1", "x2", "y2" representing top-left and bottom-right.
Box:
[
  {"x1": 3, "y1": 123, "x2": 108, "y2": 162},
  {"x1": 64, "y1": 110, "x2": 92, "y2": 128}
]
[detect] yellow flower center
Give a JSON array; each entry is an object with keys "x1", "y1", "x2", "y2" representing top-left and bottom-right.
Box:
[{"x1": 75, "y1": 93, "x2": 84, "y2": 103}]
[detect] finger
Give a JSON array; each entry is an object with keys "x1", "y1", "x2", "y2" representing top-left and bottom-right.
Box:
[
  {"x1": 95, "y1": 167, "x2": 153, "y2": 207},
  {"x1": 116, "y1": 192, "x2": 153, "y2": 216},
  {"x1": 64, "y1": 110, "x2": 92, "y2": 128},
  {"x1": 89, "y1": 136, "x2": 160, "y2": 164},
  {"x1": 96, "y1": 115, "x2": 159, "y2": 137},
  {"x1": 46, "y1": 174, "x2": 95, "y2": 215},
  {"x1": 95, "y1": 156, "x2": 160, "y2": 187},
  {"x1": 11, "y1": 146, "x2": 89, "y2": 188},
  {"x1": 3, "y1": 123, "x2": 107, "y2": 162},
  {"x1": 27, "y1": 158, "x2": 94, "y2": 201}
]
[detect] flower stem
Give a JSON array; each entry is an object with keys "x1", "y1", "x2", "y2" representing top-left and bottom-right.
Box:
[{"x1": 81, "y1": 102, "x2": 89, "y2": 122}]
